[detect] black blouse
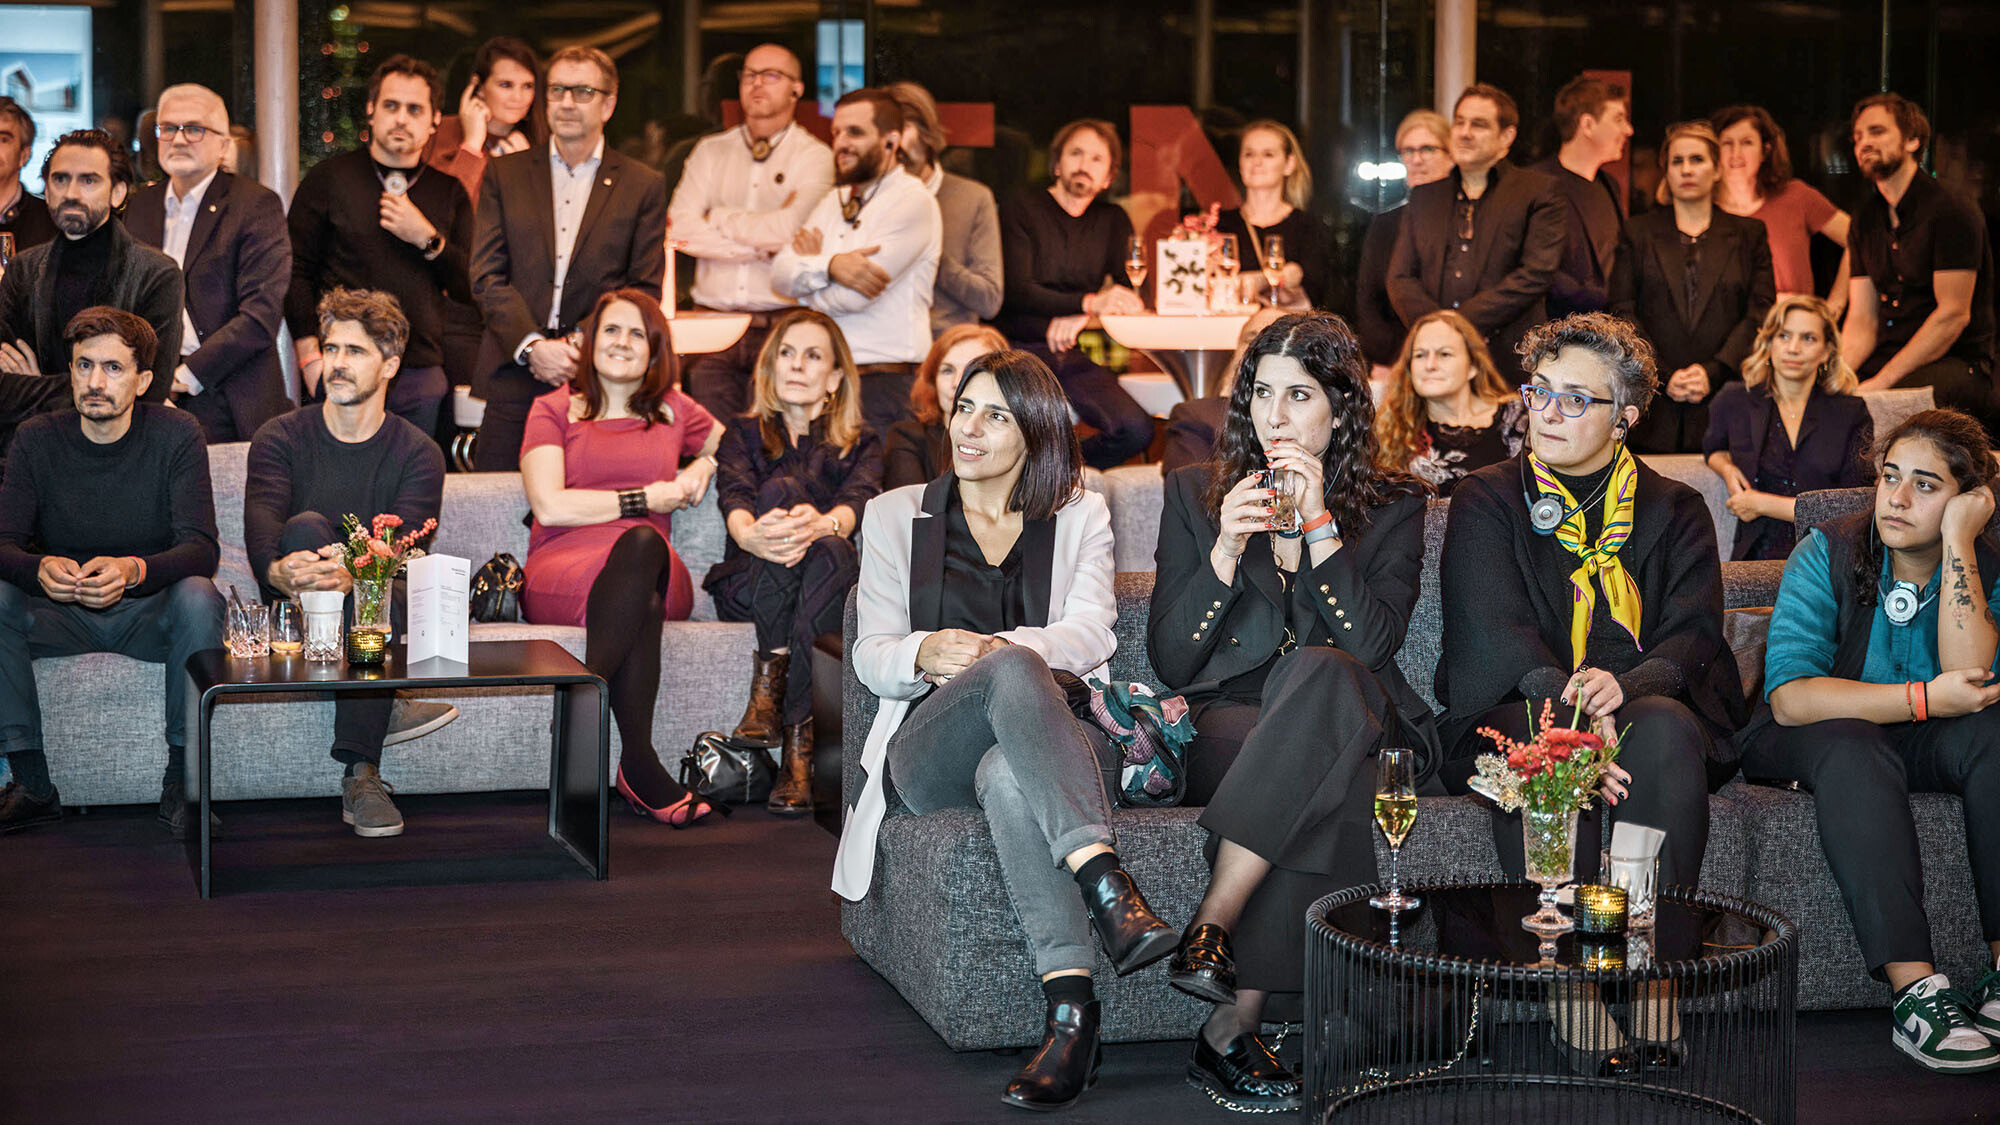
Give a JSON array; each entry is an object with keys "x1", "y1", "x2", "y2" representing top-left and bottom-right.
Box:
[
  {"x1": 713, "y1": 413, "x2": 884, "y2": 565},
  {"x1": 1215, "y1": 207, "x2": 1329, "y2": 308},
  {"x1": 883, "y1": 420, "x2": 947, "y2": 492},
  {"x1": 1407, "y1": 398, "x2": 1528, "y2": 496},
  {"x1": 940, "y1": 490, "x2": 1029, "y2": 635}
]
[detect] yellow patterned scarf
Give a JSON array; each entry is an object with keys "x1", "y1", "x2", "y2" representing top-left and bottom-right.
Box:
[{"x1": 1529, "y1": 446, "x2": 1643, "y2": 667}]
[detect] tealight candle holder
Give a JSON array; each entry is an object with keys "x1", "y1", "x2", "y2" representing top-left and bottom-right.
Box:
[
  {"x1": 1574, "y1": 884, "x2": 1629, "y2": 935},
  {"x1": 345, "y1": 627, "x2": 388, "y2": 667}
]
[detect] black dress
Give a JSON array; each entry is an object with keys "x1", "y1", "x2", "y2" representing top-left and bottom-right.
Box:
[{"x1": 1405, "y1": 398, "x2": 1527, "y2": 496}]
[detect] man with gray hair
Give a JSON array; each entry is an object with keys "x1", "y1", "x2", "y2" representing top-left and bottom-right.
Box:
[
  {"x1": 0, "y1": 96, "x2": 54, "y2": 252},
  {"x1": 126, "y1": 83, "x2": 293, "y2": 443}
]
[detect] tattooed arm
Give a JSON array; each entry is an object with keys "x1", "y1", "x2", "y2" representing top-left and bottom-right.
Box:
[{"x1": 1938, "y1": 485, "x2": 1999, "y2": 675}]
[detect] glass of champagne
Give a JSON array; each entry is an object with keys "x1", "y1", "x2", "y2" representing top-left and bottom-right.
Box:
[
  {"x1": 1369, "y1": 747, "x2": 1421, "y2": 912},
  {"x1": 1124, "y1": 234, "x2": 1148, "y2": 295},
  {"x1": 1216, "y1": 234, "x2": 1242, "y2": 309},
  {"x1": 1260, "y1": 234, "x2": 1287, "y2": 302},
  {"x1": 270, "y1": 599, "x2": 304, "y2": 657}
]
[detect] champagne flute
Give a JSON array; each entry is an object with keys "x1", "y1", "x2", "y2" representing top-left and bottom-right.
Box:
[
  {"x1": 0, "y1": 232, "x2": 14, "y2": 284},
  {"x1": 270, "y1": 599, "x2": 304, "y2": 656},
  {"x1": 1260, "y1": 233, "x2": 1287, "y2": 300},
  {"x1": 1124, "y1": 234, "x2": 1148, "y2": 291},
  {"x1": 1369, "y1": 747, "x2": 1421, "y2": 912}
]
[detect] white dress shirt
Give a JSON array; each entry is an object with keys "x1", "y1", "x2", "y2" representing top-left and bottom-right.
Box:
[
  {"x1": 771, "y1": 165, "x2": 941, "y2": 365},
  {"x1": 669, "y1": 124, "x2": 833, "y2": 312},
  {"x1": 161, "y1": 169, "x2": 218, "y2": 391},
  {"x1": 547, "y1": 136, "x2": 604, "y2": 330}
]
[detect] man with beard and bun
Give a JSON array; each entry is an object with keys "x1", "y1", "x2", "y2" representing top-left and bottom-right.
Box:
[
  {"x1": 995, "y1": 118, "x2": 1153, "y2": 469},
  {"x1": 287, "y1": 55, "x2": 473, "y2": 440},
  {"x1": 0, "y1": 308, "x2": 223, "y2": 836},
  {"x1": 245, "y1": 288, "x2": 453, "y2": 839},
  {"x1": 0, "y1": 130, "x2": 184, "y2": 465},
  {"x1": 771, "y1": 87, "x2": 940, "y2": 435},
  {"x1": 1843, "y1": 93, "x2": 1999, "y2": 431},
  {"x1": 671, "y1": 42, "x2": 833, "y2": 422}
]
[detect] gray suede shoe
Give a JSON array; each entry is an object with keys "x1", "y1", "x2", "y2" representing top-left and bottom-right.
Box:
[
  {"x1": 341, "y1": 762, "x2": 405, "y2": 838},
  {"x1": 384, "y1": 697, "x2": 459, "y2": 746}
]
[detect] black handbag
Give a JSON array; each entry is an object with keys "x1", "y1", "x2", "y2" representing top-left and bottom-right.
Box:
[
  {"x1": 469, "y1": 553, "x2": 523, "y2": 622},
  {"x1": 678, "y1": 730, "x2": 775, "y2": 805}
]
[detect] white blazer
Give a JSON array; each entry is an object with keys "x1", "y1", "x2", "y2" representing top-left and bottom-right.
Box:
[{"x1": 830, "y1": 478, "x2": 1118, "y2": 901}]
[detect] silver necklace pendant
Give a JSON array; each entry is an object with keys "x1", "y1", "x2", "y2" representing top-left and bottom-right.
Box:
[{"x1": 383, "y1": 170, "x2": 409, "y2": 195}]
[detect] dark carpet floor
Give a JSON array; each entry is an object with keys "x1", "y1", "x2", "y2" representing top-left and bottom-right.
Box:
[{"x1": 1, "y1": 793, "x2": 1994, "y2": 1123}]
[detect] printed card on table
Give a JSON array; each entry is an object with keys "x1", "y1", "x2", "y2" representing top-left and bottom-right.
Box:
[{"x1": 406, "y1": 553, "x2": 471, "y2": 664}]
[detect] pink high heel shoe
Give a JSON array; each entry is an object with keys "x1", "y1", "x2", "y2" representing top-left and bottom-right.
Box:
[{"x1": 615, "y1": 769, "x2": 721, "y2": 828}]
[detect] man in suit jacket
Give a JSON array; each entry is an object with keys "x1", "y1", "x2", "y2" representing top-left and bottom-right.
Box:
[
  {"x1": 471, "y1": 46, "x2": 666, "y2": 470},
  {"x1": 126, "y1": 84, "x2": 292, "y2": 444},
  {"x1": 0, "y1": 130, "x2": 183, "y2": 460},
  {"x1": 1388, "y1": 84, "x2": 1565, "y2": 383},
  {"x1": 1531, "y1": 75, "x2": 1631, "y2": 318}
]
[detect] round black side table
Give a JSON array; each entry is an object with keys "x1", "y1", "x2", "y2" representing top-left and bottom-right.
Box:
[{"x1": 1306, "y1": 881, "x2": 1798, "y2": 1123}]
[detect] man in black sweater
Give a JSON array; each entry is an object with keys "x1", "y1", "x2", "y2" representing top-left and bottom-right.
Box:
[
  {"x1": 247, "y1": 288, "x2": 450, "y2": 839},
  {"x1": 286, "y1": 55, "x2": 472, "y2": 441},
  {"x1": 0, "y1": 308, "x2": 223, "y2": 836},
  {"x1": 996, "y1": 118, "x2": 1153, "y2": 469}
]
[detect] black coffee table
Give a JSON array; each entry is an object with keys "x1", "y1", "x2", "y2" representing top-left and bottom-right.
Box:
[
  {"x1": 185, "y1": 640, "x2": 608, "y2": 898},
  {"x1": 1306, "y1": 881, "x2": 1798, "y2": 1124}
]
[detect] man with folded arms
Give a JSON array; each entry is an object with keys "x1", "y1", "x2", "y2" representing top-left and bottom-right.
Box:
[
  {"x1": 245, "y1": 288, "x2": 452, "y2": 839},
  {"x1": 671, "y1": 42, "x2": 832, "y2": 421},
  {"x1": 0, "y1": 308, "x2": 224, "y2": 836}
]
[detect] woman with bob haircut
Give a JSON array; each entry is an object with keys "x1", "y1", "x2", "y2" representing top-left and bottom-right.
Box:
[
  {"x1": 833, "y1": 349, "x2": 1177, "y2": 1112},
  {"x1": 1150, "y1": 311, "x2": 1435, "y2": 1112},
  {"x1": 1704, "y1": 294, "x2": 1874, "y2": 560},
  {"x1": 883, "y1": 322, "x2": 1008, "y2": 489},
  {"x1": 1374, "y1": 308, "x2": 1527, "y2": 495},
  {"x1": 520, "y1": 288, "x2": 723, "y2": 827},
  {"x1": 704, "y1": 309, "x2": 882, "y2": 817},
  {"x1": 1741, "y1": 409, "x2": 2000, "y2": 1073}
]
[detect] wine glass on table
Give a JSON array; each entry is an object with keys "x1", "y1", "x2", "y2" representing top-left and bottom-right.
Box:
[
  {"x1": 1260, "y1": 234, "x2": 1287, "y2": 304},
  {"x1": 1124, "y1": 234, "x2": 1148, "y2": 300},
  {"x1": 1216, "y1": 234, "x2": 1242, "y2": 308},
  {"x1": 1369, "y1": 747, "x2": 1421, "y2": 912}
]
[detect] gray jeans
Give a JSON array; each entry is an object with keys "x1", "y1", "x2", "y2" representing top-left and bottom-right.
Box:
[{"x1": 886, "y1": 644, "x2": 1116, "y2": 976}]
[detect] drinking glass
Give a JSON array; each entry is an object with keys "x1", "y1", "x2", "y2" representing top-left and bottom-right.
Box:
[
  {"x1": 1607, "y1": 853, "x2": 1659, "y2": 927},
  {"x1": 225, "y1": 603, "x2": 270, "y2": 658},
  {"x1": 1252, "y1": 467, "x2": 1303, "y2": 535},
  {"x1": 300, "y1": 590, "x2": 344, "y2": 663},
  {"x1": 1217, "y1": 233, "x2": 1240, "y2": 275},
  {"x1": 1124, "y1": 234, "x2": 1148, "y2": 291},
  {"x1": 0, "y1": 232, "x2": 14, "y2": 283},
  {"x1": 1260, "y1": 233, "x2": 1287, "y2": 297},
  {"x1": 269, "y1": 600, "x2": 304, "y2": 656},
  {"x1": 1369, "y1": 748, "x2": 1421, "y2": 912},
  {"x1": 1521, "y1": 806, "x2": 1579, "y2": 936}
]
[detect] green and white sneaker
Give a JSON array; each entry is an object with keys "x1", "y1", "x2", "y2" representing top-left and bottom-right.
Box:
[
  {"x1": 1891, "y1": 974, "x2": 2000, "y2": 1072},
  {"x1": 1971, "y1": 967, "x2": 2000, "y2": 1042}
]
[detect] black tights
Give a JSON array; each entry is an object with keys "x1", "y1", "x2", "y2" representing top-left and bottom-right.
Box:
[{"x1": 586, "y1": 526, "x2": 687, "y2": 807}]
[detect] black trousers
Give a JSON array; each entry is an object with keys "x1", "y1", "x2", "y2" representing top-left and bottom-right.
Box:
[
  {"x1": 706, "y1": 476, "x2": 860, "y2": 725},
  {"x1": 683, "y1": 320, "x2": 774, "y2": 424},
  {"x1": 1885, "y1": 357, "x2": 2000, "y2": 436},
  {"x1": 1017, "y1": 343, "x2": 1153, "y2": 469},
  {"x1": 1445, "y1": 696, "x2": 1731, "y2": 890},
  {"x1": 1741, "y1": 708, "x2": 2000, "y2": 977},
  {"x1": 279, "y1": 513, "x2": 394, "y2": 764},
  {"x1": 1185, "y1": 647, "x2": 1394, "y2": 994}
]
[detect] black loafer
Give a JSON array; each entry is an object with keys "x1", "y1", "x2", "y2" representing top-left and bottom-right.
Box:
[
  {"x1": 0, "y1": 782, "x2": 61, "y2": 834},
  {"x1": 156, "y1": 780, "x2": 221, "y2": 840},
  {"x1": 1186, "y1": 1032, "x2": 1301, "y2": 1113},
  {"x1": 1079, "y1": 866, "x2": 1178, "y2": 975},
  {"x1": 1548, "y1": 1024, "x2": 1641, "y2": 1077},
  {"x1": 1169, "y1": 923, "x2": 1237, "y2": 1005},
  {"x1": 1001, "y1": 998, "x2": 1101, "y2": 1111}
]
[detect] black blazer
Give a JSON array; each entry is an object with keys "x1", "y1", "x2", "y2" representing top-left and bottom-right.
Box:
[
  {"x1": 126, "y1": 172, "x2": 293, "y2": 440},
  {"x1": 1436, "y1": 455, "x2": 1747, "y2": 759},
  {"x1": 1354, "y1": 206, "x2": 1406, "y2": 368},
  {"x1": 0, "y1": 220, "x2": 183, "y2": 389},
  {"x1": 472, "y1": 144, "x2": 667, "y2": 404},
  {"x1": 1702, "y1": 382, "x2": 1874, "y2": 559},
  {"x1": 1530, "y1": 156, "x2": 1624, "y2": 317},
  {"x1": 1386, "y1": 163, "x2": 1566, "y2": 380},
  {"x1": 1611, "y1": 208, "x2": 1775, "y2": 383},
  {"x1": 1148, "y1": 464, "x2": 1440, "y2": 764}
]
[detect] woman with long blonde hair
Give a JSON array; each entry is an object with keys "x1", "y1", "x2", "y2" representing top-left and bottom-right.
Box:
[
  {"x1": 1374, "y1": 310, "x2": 1525, "y2": 494},
  {"x1": 1217, "y1": 119, "x2": 1326, "y2": 308},
  {"x1": 1704, "y1": 294, "x2": 1874, "y2": 559},
  {"x1": 703, "y1": 310, "x2": 883, "y2": 815}
]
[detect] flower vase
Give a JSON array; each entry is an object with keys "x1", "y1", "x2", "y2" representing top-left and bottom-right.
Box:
[
  {"x1": 1521, "y1": 806, "x2": 1577, "y2": 937},
  {"x1": 346, "y1": 578, "x2": 391, "y2": 666}
]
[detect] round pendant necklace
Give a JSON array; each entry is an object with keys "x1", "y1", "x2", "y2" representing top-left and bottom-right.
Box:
[
  {"x1": 375, "y1": 163, "x2": 425, "y2": 196},
  {"x1": 744, "y1": 123, "x2": 789, "y2": 163}
]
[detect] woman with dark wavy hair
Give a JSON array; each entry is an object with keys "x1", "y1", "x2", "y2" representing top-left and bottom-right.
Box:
[
  {"x1": 1149, "y1": 312, "x2": 1438, "y2": 1112},
  {"x1": 1741, "y1": 408, "x2": 2000, "y2": 1073}
]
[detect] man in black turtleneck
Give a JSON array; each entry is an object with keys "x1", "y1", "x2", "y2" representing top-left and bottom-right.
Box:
[{"x1": 0, "y1": 130, "x2": 184, "y2": 469}]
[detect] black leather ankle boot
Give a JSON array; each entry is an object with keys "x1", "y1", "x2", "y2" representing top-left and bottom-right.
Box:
[
  {"x1": 1079, "y1": 866, "x2": 1178, "y2": 975},
  {"x1": 1001, "y1": 998, "x2": 1101, "y2": 1111}
]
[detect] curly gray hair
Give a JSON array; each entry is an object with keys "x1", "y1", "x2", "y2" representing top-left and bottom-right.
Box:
[{"x1": 1517, "y1": 312, "x2": 1658, "y2": 418}]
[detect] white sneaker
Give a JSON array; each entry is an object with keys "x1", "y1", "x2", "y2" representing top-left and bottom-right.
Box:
[
  {"x1": 1971, "y1": 965, "x2": 2000, "y2": 1042},
  {"x1": 1891, "y1": 973, "x2": 2000, "y2": 1072}
]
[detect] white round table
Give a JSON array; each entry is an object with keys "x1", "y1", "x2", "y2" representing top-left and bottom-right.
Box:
[
  {"x1": 665, "y1": 311, "x2": 753, "y2": 356},
  {"x1": 1097, "y1": 313, "x2": 1250, "y2": 400}
]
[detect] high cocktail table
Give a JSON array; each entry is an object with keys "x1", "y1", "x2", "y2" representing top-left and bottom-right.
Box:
[{"x1": 184, "y1": 640, "x2": 608, "y2": 898}]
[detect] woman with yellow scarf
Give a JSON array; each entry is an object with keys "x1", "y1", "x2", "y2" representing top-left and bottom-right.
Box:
[{"x1": 1435, "y1": 314, "x2": 1748, "y2": 1068}]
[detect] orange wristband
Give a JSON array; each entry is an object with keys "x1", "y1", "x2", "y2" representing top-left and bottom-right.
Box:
[
  {"x1": 1916, "y1": 680, "x2": 1929, "y2": 722},
  {"x1": 1299, "y1": 511, "x2": 1333, "y2": 534}
]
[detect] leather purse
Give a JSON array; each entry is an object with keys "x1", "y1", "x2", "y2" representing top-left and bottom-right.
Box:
[
  {"x1": 469, "y1": 553, "x2": 523, "y2": 622},
  {"x1": 678, "y1": 730, "x2": 774, "y2": 805}
]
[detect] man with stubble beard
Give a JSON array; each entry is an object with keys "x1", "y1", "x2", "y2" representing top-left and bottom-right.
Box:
[{"x1": 0, "y1": 130, "x2": 184, "y2": 468}]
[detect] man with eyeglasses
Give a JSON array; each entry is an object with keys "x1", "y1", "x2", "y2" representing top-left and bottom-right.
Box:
[
  {"x1": 286, "y1": 55, "x2": 473, "y2": 441},
  {"x1": 0, "y1": 96, "x2": 55, "y2": 253},
  {"x1": 1532, "y1": 75, "x2": 1632, "y2": 318},
  {"x1": 671, "y1": 44, "x2": 833, "y2": 422},
  {"x1": 0, "y1": 130, "x2": 184, "y2": 470},
  {"x1": 470, "y1": 46, "x2": 666, "y2": 470},
  {"x1": 1388, "y1": 83, "x2": 1566, "y2": 383},
  {"x1": 126, "y1": 84, "x2": 292, "y2": 444}
]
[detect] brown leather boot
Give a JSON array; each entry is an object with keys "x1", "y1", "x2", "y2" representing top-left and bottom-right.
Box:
[
  {"x1": 767, "y1": 718, "x2": 814, "y2": 817},
  {"x1": 731, "y1": 651, "x2": 788, "y2": 747}
]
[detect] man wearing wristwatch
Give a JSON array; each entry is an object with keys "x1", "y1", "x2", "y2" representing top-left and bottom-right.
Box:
[{"x1": 285, "y1": 54, "x2": 473, "y2": 441}]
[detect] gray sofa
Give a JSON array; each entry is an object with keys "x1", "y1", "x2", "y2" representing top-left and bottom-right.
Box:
[{"x1": 839, "y1": 488, "x2": 1988, "y2": 1051}]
